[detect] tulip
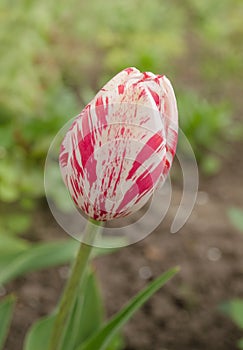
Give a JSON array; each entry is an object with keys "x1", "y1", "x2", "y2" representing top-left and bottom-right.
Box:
[{"x1": 59, "y1": 67, "x2": 178, "y2": 221}]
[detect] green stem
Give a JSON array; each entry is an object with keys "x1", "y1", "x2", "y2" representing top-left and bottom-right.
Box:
[{"x1": 48, "y1": 218, "x2": 104, "y2": 350}]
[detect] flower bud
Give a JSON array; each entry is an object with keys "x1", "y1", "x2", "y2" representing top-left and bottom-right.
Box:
[{"x1": 59, "y1": 67, "x2": 178, "y2": 221}]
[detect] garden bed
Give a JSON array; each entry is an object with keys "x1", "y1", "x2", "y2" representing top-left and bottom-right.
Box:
[{"x1": 5, "y1": 142, "x2": 243, "y2": 350}]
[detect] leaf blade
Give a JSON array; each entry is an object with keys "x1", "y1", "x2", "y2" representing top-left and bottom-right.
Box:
[
  {"x1": 220, "y1": 299, "x2": 243, "y2": 329},
  {"x1": 0, "y1": 239, "x2": 78, "y2": 286},
  {"x1": 0, "y1": 238, "x2": 122, "y2": 286},
  {"x1": 24, "y1": 313, "x2": 56, "y2": 350},
  {"x1": 228, "y1": 207, "x2": 243, "y2": 233},
  {"x1": 0, "y1": 295, "x2": 16, "y2": 350},
  {"x1": 61, "y1": 270, "x2": 104, "y2": 350},
  {"x1": 76, "y1": 266, "x2": 180, "y2": 350}
]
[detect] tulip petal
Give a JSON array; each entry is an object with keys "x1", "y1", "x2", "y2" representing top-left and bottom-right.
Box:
[{"x1": 59, "y1": 67, "x2": 178, "y2": 221}]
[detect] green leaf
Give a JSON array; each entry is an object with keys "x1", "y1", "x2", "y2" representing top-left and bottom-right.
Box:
[
  {"x1": 6, "y1": 213, "x2": 31, "y2": 234},
  {"x1": 76, "y1": 266, "x2": 180, "y2": 350},
  {"x1": 220, "y1": 299, "x2": 243, "y2": 329},
  {"x1": 72, "y1": 270, "x2": 104, "y2": 343},
  {"x1": 0, "y1": 235, "x2": 30, "y2": 256},
  {"x1": 105, "y1": 334, "x2": 124, "y2": 350},
  {"x1": 238, "y1": 338, "x2": 243, "y2": 350},
  {"x1": 0, "y1": 295, "x2": 16, "y2": 350},
  {"x1": 61, "y1": 270, "x2": 104, "y2": 350},
  {"x1": 0, "y1": 239, "x2": 78, "y2": 286},
  {"x1": 24, "y1": 313, "x2": 56, "y2": 350},
  {"x1": 0, "y1": 213, "x2": 31, "y2": 236},
  {"x1": 228, "y1": 207, "x2": 243, "y2": 233},
  {"x1": 201, "y1": 155, "x2": 221, "y2": 175},
  {"x1": 0, "y1": 237, "x2": 123, "y2": 286},
  {"x1": 0, "y1": 235, "x2": 30, "y2": 271},
  {"x1": 24, "y1": 270, "x2": 104, "y2": 350}
]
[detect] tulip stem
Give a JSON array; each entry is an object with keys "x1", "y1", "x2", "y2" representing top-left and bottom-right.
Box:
[{"x1": 48, "y1": 218, "x2": 104, "y2": 350}]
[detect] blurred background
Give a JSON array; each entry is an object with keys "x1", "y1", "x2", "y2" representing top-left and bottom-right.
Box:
[{"x1": 0, "y1": 0, "x2": 243, "y2": 349}]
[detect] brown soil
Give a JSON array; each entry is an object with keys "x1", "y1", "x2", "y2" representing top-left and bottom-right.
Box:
[{"x1": 3, "y1": 141, "x2": 243, "y2": 350}]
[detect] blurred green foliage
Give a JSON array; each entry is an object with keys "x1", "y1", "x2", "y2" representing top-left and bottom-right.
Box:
[
  {"x1": 0, "y1": 0, "x2": 186, "y2": 207},
  {"x1": 228, "y1": 207, "x2": 243, "y2": 233},
  {"x1": 0, "y1": 295, "x2": 16, "y2": 350},
  {"x1": 220, "y1": 299, "x2": 243, "y2": 349},
  {"x1": 177, "y1": 90, "x2": 232, "y2": 174},
  {"x1": 0, "y1": 0, "x2": 242, "y2": 209},
  {"x1": 0, "y1": 1, "x2": 242, "y2": 347},
  {"x1": 184, "y1": 0, "x2": 243, "y2": 81},
  {"x1": 223, "y1": 208, "x2": 243, "y2": 349}
]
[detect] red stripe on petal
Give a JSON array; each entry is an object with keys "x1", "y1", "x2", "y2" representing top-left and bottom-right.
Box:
[
  {"x1": 125, "y1": 68, "x2": 134, "y2": 74},
  {"x1": 143, "y1": 72, "x2": 151, "y2": 80},
  {"x1": 148, "y1": 88, "x2": 160, "y2": 107},
  {"x1": 72, "y1": 149, "x2": 84, "y2": 178},
  {"x1": 154, "y1": 75, "x2": 164, "y2": 83},
  {"x1": 95, "y1": 96, "x2": 108, "y2": 127},
  {"x1": 166, "y1": 129, "x2": 178, "y2": 157},
  {"x1": 70, "y1": 177, "x2": 78, "y2": 198},
  {"x1": 59, "y1": 152, "x2": 68, "y2": 167},
  {"x1": 138, "y1": 88, "x2": 147, "y2": 100},
  {"x1": 117, "y1": 157, "x2": 165, "y2": 213},
  {"x1": 135, "y1": 159, "x2": 165, "y2": 203},
  {"x1": 117, "y1": 167, "x2": 153, "y2": 213},
  {"x1": 72, "y1": 196, "x2": 78, "y2": 206},
  {"x1": 118, "y1": 84, "x2": 125, "y2": 95},
  {"x1": 126, "y1": 133, "x2": 163, "y2": 180},
  {"x1": 78, "y1": 132, "x2": 97, "y2": 186}
]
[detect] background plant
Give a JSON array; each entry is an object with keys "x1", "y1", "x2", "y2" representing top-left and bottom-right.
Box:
[
  {"x1": 0, "y1": 0, "x2": 242, "y2": 348},
  {"x1": 0, "y1": 219, "x2": 179, "y2": 350},
  {"x1": 219, "y1": 207, "x2": 243, "y2": 349},
  {"x1": 1, "y1": 0, "x2": 241, "y2": 211}
]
